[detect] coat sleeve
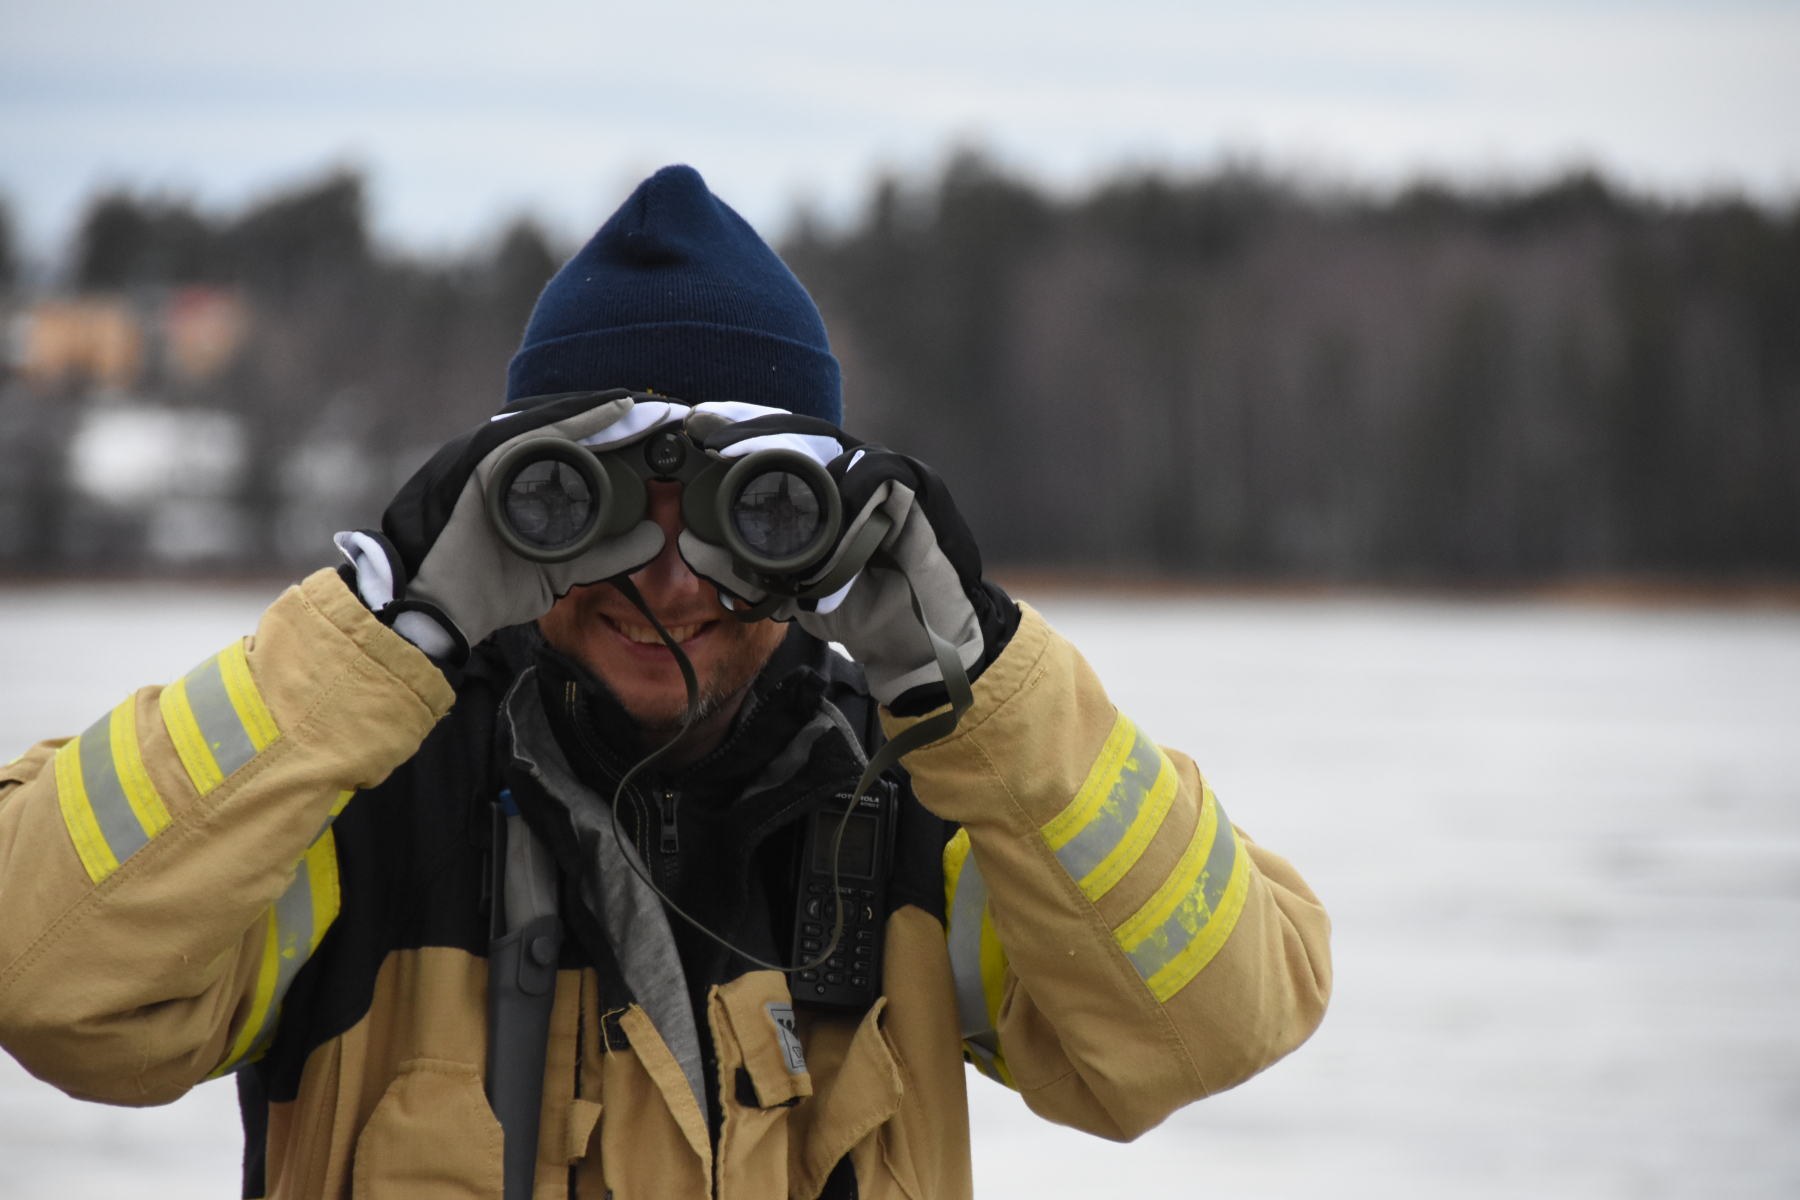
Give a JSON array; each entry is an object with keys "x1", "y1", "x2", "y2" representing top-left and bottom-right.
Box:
[
  {"x1": 0, "y1": 569, "x2": 454, "y2": 1106},
  {"x1": 883, "y1": 602, "x2": 1332, "y2": 1141}
]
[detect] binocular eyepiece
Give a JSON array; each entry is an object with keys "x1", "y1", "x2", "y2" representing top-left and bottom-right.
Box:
[{"x1": 484, "y1": 423, "x2": 845, "y2": 586}]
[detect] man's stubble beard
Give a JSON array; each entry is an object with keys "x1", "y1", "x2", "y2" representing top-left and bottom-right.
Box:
[{"x1": 594, "y1": 624, "x2": 779, "y2": 745}]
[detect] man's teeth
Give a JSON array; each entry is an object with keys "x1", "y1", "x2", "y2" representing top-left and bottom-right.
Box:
[{"x1": 617, "y1": 621, "x2": 703, "y2": 645}]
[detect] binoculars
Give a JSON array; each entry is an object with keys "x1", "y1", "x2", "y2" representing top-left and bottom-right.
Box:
[{"x1": 484, "y1": 416, "x2": 846, "y2": 590}]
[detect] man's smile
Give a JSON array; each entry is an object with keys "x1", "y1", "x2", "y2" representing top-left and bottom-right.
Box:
[
  {"x1": 537, "y1": 478, "x2": 791, "y2": 748},
  {"x1": 600, "y1": 612, "x2": 712, "y2": 647}
]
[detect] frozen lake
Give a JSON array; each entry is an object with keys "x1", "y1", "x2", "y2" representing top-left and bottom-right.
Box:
[{"x1": 2, "y1": 582, "x2": 1797, "y2": 1198}]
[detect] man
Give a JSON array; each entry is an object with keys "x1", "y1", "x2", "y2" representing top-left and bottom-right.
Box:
[{"x1": 0, "y1": 166, "x2": 1331, "y2": 1199}]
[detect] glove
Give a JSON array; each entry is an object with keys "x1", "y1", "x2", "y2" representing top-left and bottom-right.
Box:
[
  {"x1": 335, "y1": 390, "x2": 674, "y2": 663},
  {"x1": 676, "y1": 416, "x2": 1018, "y2": 709}
]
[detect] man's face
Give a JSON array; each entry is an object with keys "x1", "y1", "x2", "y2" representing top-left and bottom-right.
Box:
[{"x1": 538, "y1": 479, "x2": 789, "y2": 735}]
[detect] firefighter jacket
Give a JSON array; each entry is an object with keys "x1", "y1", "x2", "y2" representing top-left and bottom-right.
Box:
[{"x1": 0, "y1": 568, "x2": 1332, "y2": 1199}]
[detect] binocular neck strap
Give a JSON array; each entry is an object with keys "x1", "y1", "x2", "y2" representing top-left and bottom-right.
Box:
[{"x1": 600, "y1": 564, "x2": 973, "y2": 977}]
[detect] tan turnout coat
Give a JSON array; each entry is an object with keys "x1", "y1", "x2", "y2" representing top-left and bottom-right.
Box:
[{"x1": 0, "y1": 569, "x2": 1331, "y2": 1198}]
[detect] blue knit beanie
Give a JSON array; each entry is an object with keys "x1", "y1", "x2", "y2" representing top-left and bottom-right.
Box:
[{"x1": 505, "y1": 165, "x2": 841, "y2": 424}]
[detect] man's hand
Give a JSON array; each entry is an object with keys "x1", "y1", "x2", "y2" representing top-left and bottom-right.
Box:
[
  {"x1": 336, "y1": 391, "x2": 671, "y2": 663},
  {"x1": 676, "y1": 420, "x2": 1018, "y2": 710}
]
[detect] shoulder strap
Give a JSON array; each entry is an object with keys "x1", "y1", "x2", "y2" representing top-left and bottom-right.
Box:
[{"x1": 486, "y1": 794, "x2": 563, "y2": 1200}]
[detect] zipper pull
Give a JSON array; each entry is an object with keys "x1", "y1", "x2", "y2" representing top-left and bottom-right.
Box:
[{"x1": 659, "y1": 788, "x2": 679, "y2": 855}]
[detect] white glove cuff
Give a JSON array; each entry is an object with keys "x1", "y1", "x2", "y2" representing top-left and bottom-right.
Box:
[
  {"x1": 390, "y1": 610, "x2": 459, "y2": 659},
  {"x1": 813, "y1": 576, "x2": 857, "y2": 614},
  {"x1": 334, "y1": 529, "x2": 458, "y2": 660},
  {"x1": 334, "y1": 530, "x2": 396, "y2": 609}
]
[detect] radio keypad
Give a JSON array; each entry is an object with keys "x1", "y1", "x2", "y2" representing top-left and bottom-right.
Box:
[
  {"x1": 793, "y1": 792, "x2": 894, "y2": 1008},
  {"x1": 802, "y1": 887, "x2": 874, "y2": 997}
]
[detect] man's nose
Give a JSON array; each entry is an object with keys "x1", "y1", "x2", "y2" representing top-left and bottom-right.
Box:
[{"x1": 630, "y1": 481, "x2": 700, "y2": 597}]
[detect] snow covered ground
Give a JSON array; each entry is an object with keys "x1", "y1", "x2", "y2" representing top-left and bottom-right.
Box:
[{"x1": 2, "y1": 583, "x2": 1796, "y2": 1199}]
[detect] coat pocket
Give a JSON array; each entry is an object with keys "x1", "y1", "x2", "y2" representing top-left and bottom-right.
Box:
[
  {"x1": 351, "y1": 1058, "x2": 504, "y2": 1200},
  {"x1": 789, "y1": 1000, "x2": 904, "y2": 1198}
]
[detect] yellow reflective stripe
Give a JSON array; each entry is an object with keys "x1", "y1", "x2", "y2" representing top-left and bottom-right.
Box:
[
  {"x1": 53, "y1": 735, "x2": 118, "y2": 883},
  {"x1": 160, "y1": 644, "x2": 282, "y2": 797},
  {"x1": 977, "y1": 906, "x2": 1008, "y2": 1033},
  {"x1": 1145, "y1": 835, "x2": 1249, "y2": 1002},
  {"x1": 212, "y1": 827, "x2": 341, "y2": 1076},
  {"x1": 218, "y1": 640, "x2": 279, "y2": 752},
  {"x1": 1041, "y1": 714, "x2": 1177, "y2": 901},
  {"x1": 1113, "y1": 784, "x2": 1247, "y2": 1002},
  {"x1": 1078, "y1": 751, "x2": 1176, "y2": 900},
  {"x1": 1114, "y1": 786, "x2": 1219, "y2": 950},
  {"x1": 1040, "y1": 713, "x2": 1133, "y2": 848},
  {"x1": 181, "y1": 654, "x2": 259, "y2": 778},
  {"x1": 52, "y1": 699, "x2": 177, "y2": 884},
  {"x1": 161, "y1": 672, "x2": 224, "y2": 794},
  {"x1": 943, "y1": 824, "x2": 970, "y2": 915},
  {"x1": 217, "y1": 907, "x2": 283, "y2": 1075},
  {"x1": 109, "y1": 698, "x2": 171, "y2": 839}
]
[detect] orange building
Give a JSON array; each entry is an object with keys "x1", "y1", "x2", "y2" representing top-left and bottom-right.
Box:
[{"x1": 14, "y1": 298, "x2": 144, "y2": 390}]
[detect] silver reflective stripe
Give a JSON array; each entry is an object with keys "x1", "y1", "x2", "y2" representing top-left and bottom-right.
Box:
[
  {"x1": 1123, "y1": 799, "x2": 1242, "y2": 986},
  {"x1": 183, "y1": 658, "x2": 260, "y2": 779},
  {"x1": 248, "y1": 831, "x2": 339, "y2": 1072},
  {"x1": 965, "y1": 1034, "x2": 1002, "y2": 1077},
  {"x1": 269, "y1": 851, "x2": 320, "y2": 998},
  {"x1": 306, "y1": 790, "x2": 357, "y2": 847},
  {"x1": 226, "y1": 847, "x2": 324, "y2": 1070},
  {"x1": 75, "y1": 713, "x2": 151, "y2": 865},
  {"x1": 1197, "y1": 805, "x2": 1239, "y2": 910},
  {"x1": 947, "y1": 845, "x2": 993, "y2": 1043},
  {"x1": 1051, "y1": 723, "x2": 1169, "y2": 892}
]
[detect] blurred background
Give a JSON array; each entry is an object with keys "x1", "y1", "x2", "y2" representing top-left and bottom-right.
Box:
[
  {"x1": 1, "y1": 0, "x2": 1797, "y2": 1196},
  {"x1": 1, "y1": 0, "x2": 1796, "y2": 583}
]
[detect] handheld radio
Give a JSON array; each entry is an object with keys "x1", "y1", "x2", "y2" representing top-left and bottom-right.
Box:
[{"x1": 789, "y1": 778, "x2": 898, "y2": 1009}]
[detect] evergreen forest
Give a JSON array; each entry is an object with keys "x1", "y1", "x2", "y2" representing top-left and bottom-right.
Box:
[{"x1": 1, "y1": 157, "x2": 1795, "y2": 581}]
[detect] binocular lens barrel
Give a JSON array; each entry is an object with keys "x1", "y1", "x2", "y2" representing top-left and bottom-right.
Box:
[
  {"x1": 505, "y1": 460, "x2": 595, "y2": 548},
  {"x1": 716, "y1": 449, "x2": 842, "y2": 578},
  {"x1": 485, "y1": 438, "x2": 613, "y2": 563},
  {"x1": 731, "y1": 470, "x2": 824, "y2": 560},
  {"x1": 485, "y1": 432, "x2": 842, "y2": 578}
]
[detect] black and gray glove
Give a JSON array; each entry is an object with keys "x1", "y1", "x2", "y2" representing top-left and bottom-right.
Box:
[
  {"x1": 336, "y1": 391, "x2": 669, "y2": 664},
  {"x1": 676, "y1": 418, "x2": 1019, "y2": 711}
]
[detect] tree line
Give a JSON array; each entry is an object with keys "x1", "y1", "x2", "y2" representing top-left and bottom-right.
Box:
[
  {"x1": 788, "y1": 155, "x2": 1800, "y2": 581},
  {"x1": 1, "y1": 157, "x2": 1795, "y2": 580}
]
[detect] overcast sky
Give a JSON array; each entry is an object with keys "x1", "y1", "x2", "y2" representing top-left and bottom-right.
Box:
[{"x1": 2, "y1": 0, "x2": 1797, "y2": 257}]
